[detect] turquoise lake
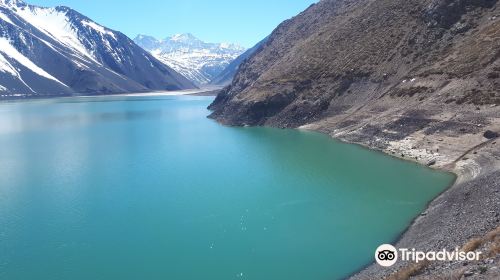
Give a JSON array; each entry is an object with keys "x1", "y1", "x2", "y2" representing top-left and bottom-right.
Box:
[{"x1": 0, "y1": 95, "x2": 455, "y2": 280}]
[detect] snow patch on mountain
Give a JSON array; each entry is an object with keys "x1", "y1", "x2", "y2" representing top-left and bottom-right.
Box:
[
  {"x1": 0, "y1": 50, "x2": 35, "y2": 93},
  {"x1": 0, "y1": 10, "x2": 14, "y2": 25},
  {"x1": 81, "y1": 20, "x2": 116, "y2": 39},
  {"x1": 15, "y1": 6, "x2": 98, "y2": 64},
  {"x1": 0, "y1": 37, "x2": 68, "y2": 87},
  {"x1": 0, "y1": 52, "x2": 17, "y2": 76}
]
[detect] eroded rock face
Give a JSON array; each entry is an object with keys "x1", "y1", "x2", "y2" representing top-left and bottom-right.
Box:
[{"x1": 424, "y1": 0, "x2": 497, "y2": 28}]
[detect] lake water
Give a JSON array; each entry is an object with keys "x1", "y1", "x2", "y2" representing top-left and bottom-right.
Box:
[{"x1": 0, "y1": 95, "x2": 455, "y2": 280}]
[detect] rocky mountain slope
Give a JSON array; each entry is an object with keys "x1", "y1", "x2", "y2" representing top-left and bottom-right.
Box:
[
  {"x1": 209, "y1": 0, "x2": 500, "y2": 278},
  {"x1": 209, "y1": 37, "x2": 268, "y2": 86},
  {"x1": 0, "y1": 0, "x2": 195, "y2": 98},
  {"x1": 134, "y1": 33, "x2": 245, "y2": 86}
]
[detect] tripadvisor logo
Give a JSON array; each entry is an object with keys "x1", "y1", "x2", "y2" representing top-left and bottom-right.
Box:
[
  {"x1": 375, "y1": 244, "x2": 398, "y2": 267},
  {"x1": 375, "y1": 244, "x2": 482, "y2": 267}
]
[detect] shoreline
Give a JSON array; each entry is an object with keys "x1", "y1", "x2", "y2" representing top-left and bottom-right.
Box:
[
  {"x1": 0, "y1": 88, "x2": 222, "y2": 102},
  {"x1": 119, "y1": 87, "x2": 222, "y2": 97}
]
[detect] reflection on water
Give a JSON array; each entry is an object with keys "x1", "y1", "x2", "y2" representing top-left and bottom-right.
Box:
[
  {"x1": 50, "y1": 96, "x2": 177, "y2": 104},
  {"x1": 0, "y1": 110, "x2": 167, "y2": 134},
  {"x1": 43, "y1": 110, "x2": 161, "y2": 125},
  {"x1": 0, "y1": 96, "x2": 198, "y2": 134}
]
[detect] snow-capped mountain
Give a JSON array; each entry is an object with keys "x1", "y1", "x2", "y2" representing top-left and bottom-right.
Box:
[
  {"x1": 0, "y1": 0, "x2": 195, "y2": 98},
  {"x1": 134, "y1": 33, "x2": 246, "y2": 86}
]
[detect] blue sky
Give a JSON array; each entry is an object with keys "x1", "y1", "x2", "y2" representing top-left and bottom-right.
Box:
[{"x1": 28, "y1": 0, "x2": 317, "y2": 48}]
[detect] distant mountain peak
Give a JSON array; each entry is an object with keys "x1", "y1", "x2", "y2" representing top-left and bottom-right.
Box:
[
  {"x1": 135, "y1": 34, "x2": 155, "y2": 40},
  {"x1": 169, "y1": 33, "x2": 198, "y2": 42},
  {"x1": 135, "y1": 34, "x2": 246, "y2": 86}
]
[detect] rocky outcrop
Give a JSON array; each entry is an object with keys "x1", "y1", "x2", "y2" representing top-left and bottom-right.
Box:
[
  {"x1": 424, "y1": 0, "x2": 497, "y2": 28},
  {"x1": 209, "y1": 0, "x2": 500, "y2": 278}
]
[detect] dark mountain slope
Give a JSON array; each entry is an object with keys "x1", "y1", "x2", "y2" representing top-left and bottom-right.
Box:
[
  {"x1": 210, "y1": 0, "x2": 499, "y2": 126},
  {"x1": 209, "y1": 0, "x2": 500, "y2": 278}
]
